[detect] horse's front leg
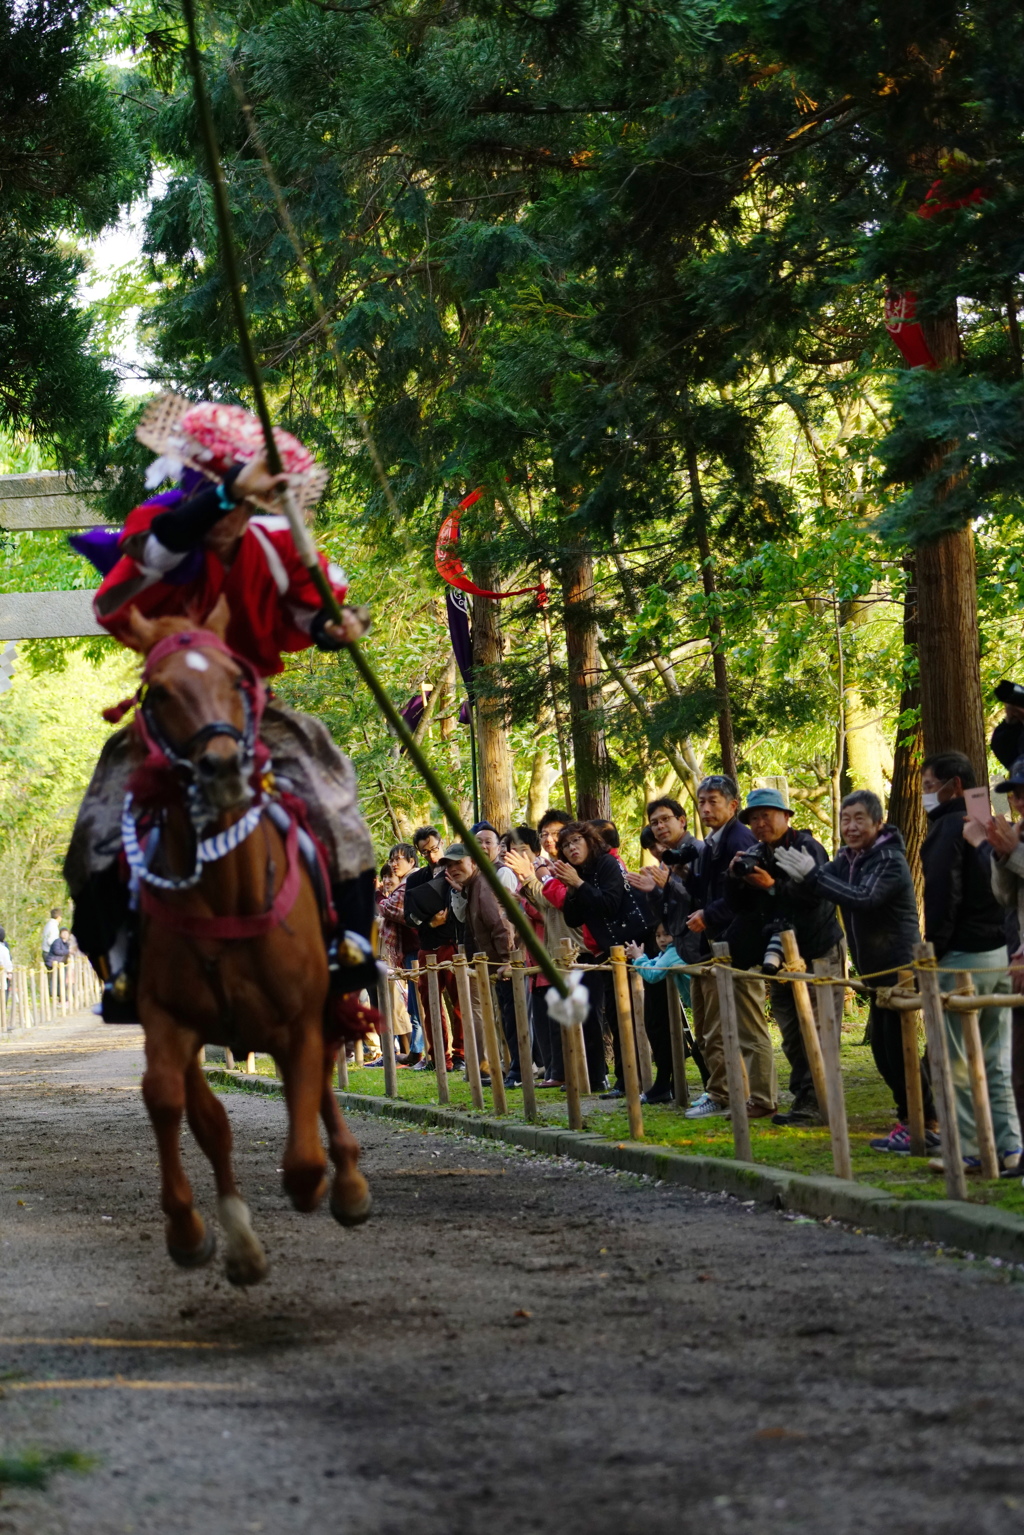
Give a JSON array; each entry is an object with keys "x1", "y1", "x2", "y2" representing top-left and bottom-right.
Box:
[
  {"x1": 277, "y1": 1020, "x2": 329, "y2": 1212},
  {"x1": 321, "y1": 1049, "x2": 372, "y2": 1227},
  {"x1": 142, "y1": 1011, "x2": 215, "y2": 1267},
  {"x1": 185, "y1": 1058, "x2": 267, "y2": 1286}
]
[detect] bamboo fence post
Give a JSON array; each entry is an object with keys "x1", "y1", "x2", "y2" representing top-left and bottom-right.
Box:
[
  {"x1": 71, "y1": 956, "x2": 78, "y2": 1011},
  {"x1": 453, "y1": 950, "x2": 484, "y2": 1110},
  {"x1": 895, "y1": 966, "x2": 927, "y2": 1157},
  {"x1": 0, "y1": 972, "x2": 7, "y2": 1033},
  {"x1": 666, "y1": 978, "x2": 689, "y2": 1107},
  {"x1": 38, "y1": 964, "x2": 48, "y2": 1022},
  {"x1": 709, "y1": 943, "x2": 752, "y2": 1163},
  {"x1": 198, "y1": 1045, "x2": 206, "y2": 1065},
  {"x1": 245, "y1": 1052, "x2": 256, "y2": 1074},
  {"x1": 510, "y1": 953, "x2": 537, "y2": 1121},
  {"x1": 914, "y1": 942, "x2": 966, "y2": 1200},
  {"x1": 225, "y1": 1047, "x2": 236, "y2": 1071},
  {"x1": 811, "y1": 958, "x2": 853, "y2": 1180},
  {"x1": 378, "y1": 971, "x2": 398, "y2": 1099},
  {"x1": 474, "y1": 953, "x2": 507, "y2": 1115},
  {"x1": 425, "y1": 953, "x2": 450, "y2": 1104},
  {"x1": 558, "y1": 939, "x2": 589, "y2": 1097},
  {"x1": 955, "y1": 970, "x2": 999, "y2": 1181},
  {"x1": 778, "y1": 930, "x2": 830, "y2": 1127},
  {"x1": 29, "y1": 966, "x2": 40, "y2": 1027},
  {"x1": 56, "y1": 961, "x2": 65, "y2": 1016},
  {"x1": 627, "y1": 966, "x2": 654, "y2": 1093},
  {"x1": 336, "y1": 1046, "x2": 348, "y2": 1088},
  {"x1": 609, "y1": 947, "x2": 644, "y2": 1140}
]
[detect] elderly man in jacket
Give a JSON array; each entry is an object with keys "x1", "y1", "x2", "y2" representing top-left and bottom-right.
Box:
[
  {"x1": 925, "y1": 752, "x2": 1021, "y2": 1175},
  {"x1": 681, "y1": 775, "x2": 777, "y2": 1121},
  {"x1": 776, "y1": 788, "x2": 937, "y2": 1153},
  {"x1": 727, "y1": 787, "x2": 843, "y2": 1126}
]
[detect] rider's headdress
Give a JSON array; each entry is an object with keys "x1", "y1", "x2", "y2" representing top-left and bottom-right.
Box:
[{"x1": 136, "y1": 392, "x2": 327, "y2": 516}]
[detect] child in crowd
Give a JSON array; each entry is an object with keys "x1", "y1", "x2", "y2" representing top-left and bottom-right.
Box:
[{"x1": 625, "y1": 923, "x2": 690, "y2": 1011}]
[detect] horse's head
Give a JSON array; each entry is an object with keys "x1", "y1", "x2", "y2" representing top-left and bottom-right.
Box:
[{"x1": 127, "y1": 597, "x2": 259, "y2": 815}]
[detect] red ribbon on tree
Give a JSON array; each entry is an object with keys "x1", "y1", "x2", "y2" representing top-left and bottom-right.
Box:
[
  {"x1": 435, "y1": 489, "x2": 547, "y2": 604},
  {"x1": 885, "y1": 175, "x2": 987, "y2": 370}
]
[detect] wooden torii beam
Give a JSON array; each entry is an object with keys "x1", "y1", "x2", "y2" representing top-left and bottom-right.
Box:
[{"x1": 0, "y1": 472, "x2": 106, "y2": 639}]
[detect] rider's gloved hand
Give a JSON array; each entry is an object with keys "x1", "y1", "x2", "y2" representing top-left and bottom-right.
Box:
[{"x1": 312, "y1": 606, "x2": 371, "y2": 651}]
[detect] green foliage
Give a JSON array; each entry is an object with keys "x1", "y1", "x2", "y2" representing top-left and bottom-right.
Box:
[
  {"x1": 0, "y1": 0, "x2": 148, "y2": 467},
  {"x1": 0, "y1": 1447, "x2": 93, "y2": 1488}
]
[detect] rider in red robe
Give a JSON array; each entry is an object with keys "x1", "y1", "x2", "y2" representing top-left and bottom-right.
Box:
[{"x1": 65, "y1": 405, "x2": 376, "y2": 1007}]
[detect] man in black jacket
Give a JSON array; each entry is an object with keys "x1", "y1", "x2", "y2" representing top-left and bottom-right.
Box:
[
  {"x1": 681, "y1": 776, "x2": 777, "y2": 1120},
  {"x1": 404, "y1": 825, "x2": 464, "y2": 1070},
  {"x1": 728, "y1": 788, "x2": 842, "y2": 1126},
  {"x1": 777, "y1": 789, "x2": 936, "y2": 1152},
  {"x1": 920, "y1": 752, "x2": 1021, "y2": 1173}
]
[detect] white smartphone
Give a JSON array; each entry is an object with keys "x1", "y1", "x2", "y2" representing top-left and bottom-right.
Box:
[{"x1": 965, "y1": 786, "x2": 992, "y2": 824}]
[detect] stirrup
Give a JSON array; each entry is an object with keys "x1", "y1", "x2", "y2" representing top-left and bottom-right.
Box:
[{"x1": 327, "y1": 931, "x2": 378, "y2": 995}]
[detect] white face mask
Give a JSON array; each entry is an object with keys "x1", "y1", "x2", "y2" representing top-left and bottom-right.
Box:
[{"x1": 922, "y1": 791, "x2": 940, "y2": 813}]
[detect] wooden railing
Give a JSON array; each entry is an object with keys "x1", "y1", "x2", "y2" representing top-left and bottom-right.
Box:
[{"x1": 1, "y1": 953, "x2": 102, "y2": 1032}]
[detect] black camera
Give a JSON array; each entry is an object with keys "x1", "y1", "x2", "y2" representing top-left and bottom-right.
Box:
[
  {"x1": 732, "y1": 846, "x2": 763, "y2": 878},
  {"x1": 995, "y1": 680, "x2": 1024, "y2": 708},
  {"x1": 660, "y1": 841, "x2": 699, "y2": 868}
]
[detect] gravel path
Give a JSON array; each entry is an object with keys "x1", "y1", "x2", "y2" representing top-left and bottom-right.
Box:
[{"x1": 1, "y1": 1017, "x2": 1023, "y2": 1534}]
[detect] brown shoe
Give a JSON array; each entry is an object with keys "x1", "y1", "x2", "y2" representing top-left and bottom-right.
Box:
[{"x1": 745, "y1": 1099, "x2": 776, "y2": 1119}]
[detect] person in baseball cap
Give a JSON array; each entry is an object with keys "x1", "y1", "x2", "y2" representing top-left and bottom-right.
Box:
[{"x1": 994, "y1": 756, "x2": 1024, "y2": 794}]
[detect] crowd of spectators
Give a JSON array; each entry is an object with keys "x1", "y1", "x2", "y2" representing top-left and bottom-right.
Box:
[{"x1": 371, "y1": 749, "x2": 1024, "y2": 1178}]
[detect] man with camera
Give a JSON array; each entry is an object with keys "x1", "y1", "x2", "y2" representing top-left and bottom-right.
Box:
[
  {"x1": 677, "y1": 774, "x2": 777, "y2": 1120},
  {"x1": 726, "y1": 788, "x2": 843, "y2": 1125}
]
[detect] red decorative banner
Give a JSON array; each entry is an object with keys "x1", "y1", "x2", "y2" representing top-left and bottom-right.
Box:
[
  {"x1": 885, "y1": 176, "x2": 987, "y2": 371},
  {"x1": 435, "y1": 489, "x2": 547, "y2": 604}
]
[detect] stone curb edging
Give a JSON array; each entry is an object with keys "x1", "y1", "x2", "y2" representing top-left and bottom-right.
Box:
[{"x1": 204, "y1": 1066, "x2": 1024, "y2": 1264}]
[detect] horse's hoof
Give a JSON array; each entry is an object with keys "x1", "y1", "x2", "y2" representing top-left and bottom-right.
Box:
[
  {"x1": 330, "y1": 1186, "x2": 373, "y2": 1228},
  {"x1": 225, "y1": 1250, "x2": 269, "y2": 1287},
  {"x1": 283, "y1": 1169, "x2": 328, "y2": 1213},
  {"x1": 218, "y1": 1195, "x2": 269, "y2": 1287},
  {"x1": 167, "y1": 1221, "x2": 216, "y2": 1269}
]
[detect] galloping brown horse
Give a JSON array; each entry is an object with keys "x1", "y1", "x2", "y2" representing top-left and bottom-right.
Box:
[{"x1": 124, "y1": 600, "x2": 370, "y2": 1286}]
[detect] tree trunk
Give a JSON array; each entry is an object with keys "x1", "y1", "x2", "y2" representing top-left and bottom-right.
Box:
[
  {"x1": 915, "y1": 302, "x2": 987, "y2": 777},
  {"x1": 686, "y1": 443, "x2": 738, "y2": 782},
  {"x1": 561, "y1": 541, "x2": 610, "y2": 819},
  {"x1": 888, "y1": 558, "x2": 926, "y2": 904},
  {"x1": 471, "y1": 574, "x2": 516, "y2": 830},
  {"x1": 525, "y1": 745, "x2": 557, "y2": 827}
]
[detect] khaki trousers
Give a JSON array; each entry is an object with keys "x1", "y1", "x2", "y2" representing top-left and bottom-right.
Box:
[{"x1": 691, "y1": 969, "x2": 777, "y2": 1110}]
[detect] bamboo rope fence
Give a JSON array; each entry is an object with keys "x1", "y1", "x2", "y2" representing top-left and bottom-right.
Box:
[
  {"x1": 0, "y1": 952, "x2": 102, "y2": 1034},
  {"x1": 355, "y1": 934, "x2": 1020, "y2": 1205}
]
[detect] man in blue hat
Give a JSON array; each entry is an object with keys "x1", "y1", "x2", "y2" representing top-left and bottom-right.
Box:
[{"x1": 728, "y1": 786, "x2": 842, "y2": 1126}]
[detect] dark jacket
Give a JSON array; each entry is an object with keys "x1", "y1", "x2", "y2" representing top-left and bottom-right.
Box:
[
  {"x1": 650, "y1": 834, "x2": 703, "y2": 963},
  {"x1": 684, "y1": 816, "x2": 756, "y2": 958},
  {"x1": 561, "y1": 852, "x2": 647, "y2": 958},
  {"x1": 805, "y1": 824, "x2": 919, "y2": 983},
  {"x1": 991, "y1": 717, "x2": 1024, "y2": 773},
  {"x1": 921, "y1": 797, "x2": 1006, "y2": 956},
  {"x1": 725, "y1": 827, "x2": 842, "y2": 970},
  {"x1": 404, "y1": 866, "x2": 457, "y2": 949}
]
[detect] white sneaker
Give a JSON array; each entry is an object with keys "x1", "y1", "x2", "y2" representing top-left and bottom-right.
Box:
[{"x1": 684, "y1": 1092, "x2": 729, "y2": 1119}]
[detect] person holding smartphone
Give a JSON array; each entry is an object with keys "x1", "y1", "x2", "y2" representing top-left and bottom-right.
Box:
[{"x1": 923, "y1": 751, "x2": 1021, "y2": 1175}]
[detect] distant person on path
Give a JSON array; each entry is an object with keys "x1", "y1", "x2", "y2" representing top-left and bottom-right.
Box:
[
  {"x1": 776, "y1": 788, "x2": 937, "y2": 1153},
  {"x1": 41, "y1": 908, "x2": 60, "y2": 967},
  {"x1": 0, "y1": 926, "x2": 11, "y2": 1001}
]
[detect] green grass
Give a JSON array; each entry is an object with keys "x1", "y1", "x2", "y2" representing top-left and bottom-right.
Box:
[
  {"x1": 250, "y1": 1001, "x2": 1024, "y2": 1216},
  {"x1": 0, "y1": 1449, "x2": 92, "y2": 1490}
]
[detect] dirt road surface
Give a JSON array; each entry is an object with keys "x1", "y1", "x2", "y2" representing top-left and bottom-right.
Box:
[{"x1": 1, "y1": 1017, "x2": 1023, "y2": 1534}]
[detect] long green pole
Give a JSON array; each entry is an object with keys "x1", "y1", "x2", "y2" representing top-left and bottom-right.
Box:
[{"x1": 180, "y1": 0, "x2": 568, "y2": 995}]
